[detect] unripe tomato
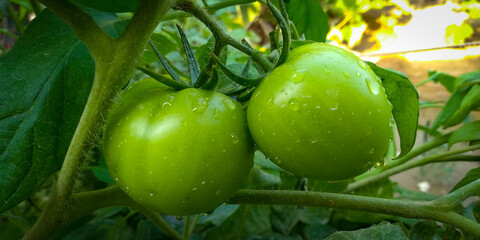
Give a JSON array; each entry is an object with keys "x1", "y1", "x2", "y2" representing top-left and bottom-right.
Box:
[
  {"x1": 103, "y1": 78, "x2": 253, "y2": 215},
  {"x1": 247, "y1": 43, "x2": 392, "y2": 181}
]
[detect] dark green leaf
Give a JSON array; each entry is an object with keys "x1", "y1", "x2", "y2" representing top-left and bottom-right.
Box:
[
  {"x1": 271, "y1": 205, "x2": 302, "y2": 235},
  {"x1": 92, "y1": 157, "x2": 115, "y2": 184},
  {"x1": 202, "y1": 205, "x2": 271, "y2": 239},
  {"x1": 462, "y1": 201, "x2": 480, "y2": 223},
  {"x1": 136, "y1": 220, "x2": 169, "y2": 240},
  {"x1": 444, "y1": 84, "x2": 480, "y2": 128},
  {"x1": 304, "y1": 223, "x2": 336, "y2": 239},
  {"x1": 325, "y1": 222, "x2": 408, "y2": 240},
  {"x1": 75, "y1": 0, "x2": 140, "y2": 13},
  {"x1": 82, "y1": 8, "x2": 129, "y2": 38},
  {"x1": 286, "y1": 0, "x2": 329, "y2": 42},
  {"x1": 426, "y1": 71, "x2": 456, "y2": 93},
  {"x1": 408, "y1": 221, "x2": 442, "y2": 240},
  {"x1": 196, "y1": 37, "x2": 215, "y2": 69},
  {"x1": 431, "y1": 87, "x2": 470, "y2": 131},
  {"x1": 197, "y1": 204, "x2": 240, "y2": 226},
  {"x1": 0, "y1": 10, "x2": 94, "y2": 213},
  {"x1": 448, "y1": 121, "x2": 480, "y2": 146},
  {"x1": 367, "y1": 62, "x2": 419, "y2": 158},
  {"x1": 449, "y1": 167, "x2": 480, "y2": 196},
  {"x1": 246, "y1": 166, "x2": 281, "y2": 188}
]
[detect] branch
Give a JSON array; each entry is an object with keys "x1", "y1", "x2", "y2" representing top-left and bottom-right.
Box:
[
  {"x1": 345, "y1": 144, "x2": 480, "y2": 193},
  {"x1": 229, "y1": 189, "x2": 480, "y2": 236}
]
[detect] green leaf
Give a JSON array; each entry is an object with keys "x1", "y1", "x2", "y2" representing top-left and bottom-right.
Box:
[
  {"x1": 325, "y1": 222, "x2": 408, "y2": 240},
  {"x1": 135, "y1": 220, "x2": 169, "y2": 240},
  {"x1": 75, "y1": 0, "x2": 140, "y2": 13},
  {"x1": 455, "y1": 70, "x2": 480, "y2": 89},
  {"x1": 448, "y1": 121, "x2": 480, "y2": 147},
  {"x1": 394, "y1": 185, "x2": 438, "y2": 201},
  {"x1": 0, "y1": 10, "x2": 94, "y2": 213},
  {"x1": 202, "y1": 205, "x2": 271, "y2": 239},
  {"x1": 367, "y1": 62, "x2": 419, "y2": 158},
  {"x1": 430, "y1": 87, "x2": 470, "y2": 131},
  {"x1": 407, "y1": 221, "x2": 442, "y2": 240},
  {"x1": 197, "y1": 204, "x2": 240, "y2": 226},
  {"x1": 176, "y1": 24, "x2": 200, "y2": 85},
  {"x1": 286, "y1": 0, "x2": 329, "y2": 42},
  {"x1": 426, "y1": 71, "x2": 456, "y2": 93},
  {"x1": 92, "y1": 157, "x2": 115, "y2": 184},
  {"x1": 246, "y1": 166, "x2": 281, "y2": 189},
  {"x1": 271, "y1": 205, "x2": 302, "y2": 235},
  {"x1": 449, "y1": 167, "x2": 480, "y2": 196},
  {"x1": 444, "y1": 84, "x2": 480, "y2": 128}
]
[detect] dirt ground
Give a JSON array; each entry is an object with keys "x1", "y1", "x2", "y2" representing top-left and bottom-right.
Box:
[{"x1": 374, "y1": 55, "x2": 480, "y2": 195}]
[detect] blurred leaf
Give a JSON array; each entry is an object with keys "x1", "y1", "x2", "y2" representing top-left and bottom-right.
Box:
[
  {"x1": 271, "y1": 205, "x2": 302, "y2": 235},
  {"x1": 444, "y1": 85, "x2": 480, "y2": 128},
  {"x1": 407, "y1": 221, "x2": 442, "y2": 240},
  {"x1": 394, "y1": 186, "x2": 437, "y2": 201},
  {"x1": 253, "y1": 151, "x2": 284, "y2": 172},
  {"x1": 141, "y1": 33, "x2": 178, "y2": 65},
  {"x1": 0, "y1": 218, "x2": 23, "y2": 240},
  {"x1": 304, "y1": 223, "x2": 336, "y2": 239},
  {"x1": 197, "y1": 204, "x2": 240, "y2": 226},
  {"x1": 298, "y1": 207, "x2": 331, "y2": 225},
  {"x1": 341, "y1": 179, "x2": 394, "y2": 224},
  {"x1": 445, "y1": 24, "x2": 474, "y2": 45},
  {"x1": 136, "y1": 220, "x2": 169, "y2": 240},
  {"x1": 290, "y1": 40, "x2": 316, "y2": 49},
  {"x1": 244, "y1": 233, "x2": 302, "y2": 240},
  {"x1": 0, "y1": 10, "x2": 94, "y2": 213},
  {"x1": 449, "y1": 167, "x2": 480, "y2": 196},
  {"x1": 202, "y1": 205, "x2": 271, "y2": 240},
  {"x1": 75, "y1": 0, "x2": 140, "y2": 13},
  {"x1": 462, "y1": 201, "x2": 480, "y2": 223},
  {"x1": 308, "y1": 179, "x2": 349, "y2": 193},
  {"x1": 82, "y1": 8, "x2": 129, "y2": 38},
  {"x1": 448, "y1": 121, "x2": 480, "y2": 147},
  {"x1": 325, "y1": 222, "x2": 408, "y2": 240},
  {"x1": 455, "y1": 70, "x2": 480, "y2": 89},
  {"x1": 92, "y1": 157, "x2": 115, "y2": 184},
  {"x1": 196, "y1": 37, "x2": 215, "y2": 69},
  {"x1": 286, "y1": 0, "x2": 329, "y2": 42},
  {"x1": 246, "y1": 166, "x2": 281, "y2": 188},
  {"x1": 367, "y1": 62, "x2": 419, "y2": 158},
  {"x1": 426, "y1": 71, "x2": 456, "y2": 93},
  {"x1": 431, "y1": 87, "x2": 470, "y2": 131}
]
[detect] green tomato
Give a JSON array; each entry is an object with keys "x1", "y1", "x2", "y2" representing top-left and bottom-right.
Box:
[
  {"x1": 247, "y1": 43, "x2": 392, "y2": 181},
  {"x1": 103, "y1": 78, "x2": 253, "y2": 215}
]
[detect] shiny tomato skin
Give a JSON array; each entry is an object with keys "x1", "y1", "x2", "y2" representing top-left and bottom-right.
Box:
[
  {"x1": 104, "y1": 78, "x2": 253, "y2": 215},
  {"x1": 247, "y1": 43, "x2": 392, "y2": 181}
]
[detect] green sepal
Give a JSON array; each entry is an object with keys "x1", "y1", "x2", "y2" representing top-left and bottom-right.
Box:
[
  {"x1": 237, "y1": 87, "x2": 256, "y2": 102},
  {"x1": 267, "y1": 0, "x2": 290, "y2": 67},
  {"x1": 212, "y1": 55, "x2": 265, "y2": 88},
  {"x1": 149, "y1": 41, "x2": 190, "y2": 86},
  {"x1": 200, "y1": 67, "x2": 219, "y2": 90},
  {"x1": 137, "y1": 66, "x2": 191, "y2": 90},
  {"x1": 176, "y1": 24, "x2": 200, "y2": 85}
]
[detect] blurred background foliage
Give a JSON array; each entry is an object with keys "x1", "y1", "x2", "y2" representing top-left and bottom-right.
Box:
[{"x1": 1, "y1": 0, "x2": 479, "y2": 239}]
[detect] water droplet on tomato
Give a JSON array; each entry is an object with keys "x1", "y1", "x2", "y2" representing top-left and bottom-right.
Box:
[
  {"x1": 202, "y1": 181, "x2": 206, "y2": 185},
  {"x1": 115, "y1": 177, "x2": 119, "y2": 182},
  {"x1": 365, "y1": 78, "x2": 380, "y2": 95},
  {"x1": 310, "y1": 139, "x2": 318, "y2": 144},
  {"x1": 231, "y1": 133, "x2": 239, "y2": 144},
  {"x1": 329, "y1": 103, "x2": 339, "y2": 111},
  {"x1": 288, "y1": 98, "x2": 300, "y2": 111},
  {"x1": 356, "y1": 71, "x2": 361, "y2": 77},
  {"x1": 162, "y1": 102, "x2": 171, "y2": 109},
  {"x1": 389, "y1": 117, "x2": 395, "y2": 126},
  {"x1": 213, "y1": 108, "x2": 220, "y2": 120},
  {"x1": 368, "y1": 148, "x2": 376, "y2": 154},
  {"x1": 150, "y1": 192, "x2": 156, "y2": 196},
  {"x1": 216, "y1": 190, "x2": 221, "y2": 195},
  {"x1": 291, "y1": 69, "x2": 307, "y2": 84},
  {"x1": 192, "y1": 187, "x2": 198, "y2": 191},
  {"x1": 358, "y1": 60, "x2": 367, "y2": 69},
  {"x1": 267, "y1": 96, "x2": 275, "y2": 106},
  {"x1": 343, "y1": 72, "x2": 351, "y2": 79}
]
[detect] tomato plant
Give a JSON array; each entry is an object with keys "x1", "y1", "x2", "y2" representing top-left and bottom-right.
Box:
[
  {"x1": 248, "y1": 43, "x2": 392, "y2": 180},
  {"x1": 1, "y1": 0, "x2": 480, "y2": 239},
  {"x1": 103, "y1": 78, "x2": 253, "y2": 215}
]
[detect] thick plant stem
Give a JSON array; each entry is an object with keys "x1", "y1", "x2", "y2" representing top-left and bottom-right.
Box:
[
  {"x1": 23, "y1": 0, "x2": 174, "y2": 239},
  {"x1": 345, "y1": 144, "x2": 480, "y2": 193},
  {"x1": 229, "y1": 189, "x2": 480, "y2": 236}
]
